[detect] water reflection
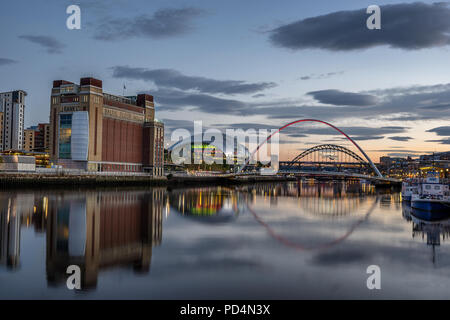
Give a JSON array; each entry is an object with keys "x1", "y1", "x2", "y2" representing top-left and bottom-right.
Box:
[
  {"x1": 243, "y1": 182, "x2": 379, "y2": 251},
  {"x1": 0, "y1": 192, "x2": 39, "y2": 269},
  {"x1": 0, "y1": 182, "x2": 377, "y2": 276},
  {"x1": 169, "y1": 187, "x2": 244, "y2": 223},
  {"x1": 0, "y1": 189, "x2": 164, "y2": 290},
  {"x1": 1, "y1": 182, "x2": 449, "y2": 298},
  {"x1": 402, "y1": 201, "x2": 450, "y2": 265}
]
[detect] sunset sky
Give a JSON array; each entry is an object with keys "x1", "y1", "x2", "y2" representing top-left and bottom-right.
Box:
[{"x1": 1, "y1": 0, "x2": 449, "y2": 162}]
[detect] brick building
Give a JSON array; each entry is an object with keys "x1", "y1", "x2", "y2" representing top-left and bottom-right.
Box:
[
  {"x1": 23, "y1": 123, "x2": 50, "y2": 152},
  {"x1": 49, "y1": 78, "x2": 164, "y2": 175},
  {"x1": 23, "y1": 126, "x2": 38, "y2": 152}
]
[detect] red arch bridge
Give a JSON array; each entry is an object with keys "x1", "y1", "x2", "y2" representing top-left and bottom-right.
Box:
[{"x1": 237, "y1": 119, "x2": 401, "y2": 185}]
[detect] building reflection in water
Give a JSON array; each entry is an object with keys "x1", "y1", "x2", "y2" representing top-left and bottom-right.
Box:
[
  {"x1": 0, "y1": 194, "x2": 21, "y2": 269},
  {"x1": 0, "y1": 189, "x2": 164, "y2": 290},
  {"x1": 0, "y1": 192, "x2": 44, "y2": 270},
  {"x1": 402, "y1": 202, "x2": 450, "y2": 265},
  {"x1": 168, "y1": 182, "x2": 379, "y2": 224},
  {"x1": 46, "y1": 189, "x2": 164, "y2": 289},
  {"x1": 0, "y1": 183, "x2": 410, "y2": 288},
  {"x1": 169, "y1": 187, "x2": 244, "y2": 223},
  {"x1": 239, "y1": 181, "x2": 376, "y2": 217},
  {"x1": 168, "y1": 182, "x2": 382, "y2": 251}
]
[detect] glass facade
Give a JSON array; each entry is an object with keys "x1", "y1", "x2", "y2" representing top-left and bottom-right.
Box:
[{"x1": 59, "y1": 114, "x2": 72, "y2": 159}]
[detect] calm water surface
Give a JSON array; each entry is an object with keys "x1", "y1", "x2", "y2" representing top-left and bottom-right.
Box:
[{"x1": 1, "y1": 182, "x2": 449, "y2": 299}]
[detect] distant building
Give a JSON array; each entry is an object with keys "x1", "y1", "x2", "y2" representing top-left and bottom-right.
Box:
[
  {"x1": 0, "y1": 155, "x2": 36, "y2": 172},
  {"x1": 49, "y1": 78, "x2": 164, "y2": 175},
  {"x1": 23, "y1": 123, "x2": 50, "y2": 152},
  {"x1": 420, "y1": 151, "x2": 450, "y2": 162},
  {"x1": 0, "y1": 90, "x2": 27, "y2": 151},
  {"x1": 0, "y1": 111, "x2": 3, "y2": 150},
  {"x1": 379, "y1": 156, "x2": 392, "y2": 167},
  {"x1": 38, "y1": 123, "x2": 51, "y2": 152},
  {"x1": 379, "y1": 152, "x2": 449, "y2": 178},
  {"x1": 143, "y1": 120, "x2": 165, "y2": 175},
  {"x1": 23, "y1": 126, "x2": 38, "y2": 152}
]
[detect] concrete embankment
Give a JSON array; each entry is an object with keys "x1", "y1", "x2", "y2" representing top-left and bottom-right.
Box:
[
  {"x1": 0, "y1": 173, "x2": 397, "y2": 188},
  {"x1": 0, "y1": 173, "x2": 168, "y2": 187},
  {"x1": 168, "y1": 174, "x2": 297, "y2": 186},
  {"x1": 0, "y1": 173, "x2": 298, "y2": 188}
]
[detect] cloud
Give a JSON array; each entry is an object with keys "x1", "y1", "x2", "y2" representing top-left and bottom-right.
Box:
[
  {"x1": 18, "y1": 35, "x2": 65, "y2": 54},
  {"x1": 160, "y1": 118, "x2": 205, "y2": 138},
  {"x1": 299, "y1": 71, "x2": 344, "y2": 80},
  {"x1": 150, "y1": 88, "x2": 248, "y2": 114},
  {"x1": 68, "y1": 0, "x2": 126, "y2": 10},
  {"x1": 213, "y1": 123, "x2": 279, "y2": 131},
  {"x1": 212, "y1": 123, "x2": 405, "y2": 141},
  {"x1": 388, "y1": 136, "x2": 413, "y2": 142},
  {"x1": 161, "y1": 118, "x2": 197, "y2": 130},
  {"x1": 269, "y1": 2, "x2": 450, "y2": 51},
  {"x1": 247, "y1": 82, "x2": 450, "y2": 122},
  {"x1": 351, "y1": 136, "x2": 384, "y2": 141},
  {"x1": 280, "y1": 125, "x2": 406, "y2": 140},
  {"x1": 419, "y1": 103, "x2": 450, "y2": 110},
  {"x1": 426, "y1": 138, "x2": 450, "y2": 145},
  {"x1": 113, "y1": 66, "x2": 276, "y2": 95},
  {"x1": 0, "y1": 58, "x2": 18, "y2": 66},
  {"x1": 426, "y1": 126, "x2": 450, "y2": 136},
  {"x1": 94, "y1": 7, "x2": 204, "y2": 40},
  {"x1": 307, "y1": 89, "x2": 378, "y2": 106},
  {"x1": 387, "y1": 152, "x2": 423, "y2": 157},
  {"x1": 141, "y1": 76, "x2": 450, "y2": 129},
  {"x1": 369, "y1": 149, "x2": 426, "y2": 154}
]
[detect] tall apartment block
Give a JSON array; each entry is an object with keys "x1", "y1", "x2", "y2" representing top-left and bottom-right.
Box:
[
  {"x1": 0, "y1": 111, "x2": 3, "y2": 150},
  {"x1": 49, "y1": 78, "x2": 164, "y2": 175},
  {"x1": 0, "y1": 90, "x2": 27, "y2": 151}
]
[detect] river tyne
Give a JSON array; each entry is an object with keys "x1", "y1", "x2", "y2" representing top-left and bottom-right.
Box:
[{"x1": 1, "y1": 181, "x2": 449, "y2": 299}]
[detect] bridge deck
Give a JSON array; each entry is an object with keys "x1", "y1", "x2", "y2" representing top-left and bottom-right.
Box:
[
  {"x1": 236, "y1": 171, "x2": 400, "y2": 184},
  {"x1": 278, "y1": 170, "x2": 400, "y2": 183}
]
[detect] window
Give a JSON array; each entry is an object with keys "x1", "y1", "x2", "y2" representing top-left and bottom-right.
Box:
[
  {"x1": 59, "y1": 114, "x2": 72, "y2": 159},
  {"x1": 61, "y1": 86, "x2": 74, "y2": 93}
]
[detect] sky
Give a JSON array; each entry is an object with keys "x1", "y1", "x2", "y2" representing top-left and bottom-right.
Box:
[{"x1": 0, "y1": 0, "x2": 449, "y2": 161}]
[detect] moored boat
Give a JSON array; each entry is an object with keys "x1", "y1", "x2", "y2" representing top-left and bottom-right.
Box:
[
  {"x1": 411, "y1": 175, "x2": 450, "y2": 213},
  {"x1": 411, "y1": 207, "x2": 450, "y2": 221},
  {"x1": 401, "y1": 178, "x2": 419, "y2": 202}
]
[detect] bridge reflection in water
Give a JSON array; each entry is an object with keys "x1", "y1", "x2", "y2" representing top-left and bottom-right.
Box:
[
  {"x1": 239, "y1": 181, "x2": 376, "y2": 217},
  {"x1": 168, "y1": 182, "x2": 381, "y2": 252},
  {"x1": 168, "y1": 182, "x2": 376, "y2": 222},
  {"x1": 0, "y1": 182, "x2": 378, "y2": 276},
  {"x1": 2, "y1": 182, "x2": 441, "y2": 295}
]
